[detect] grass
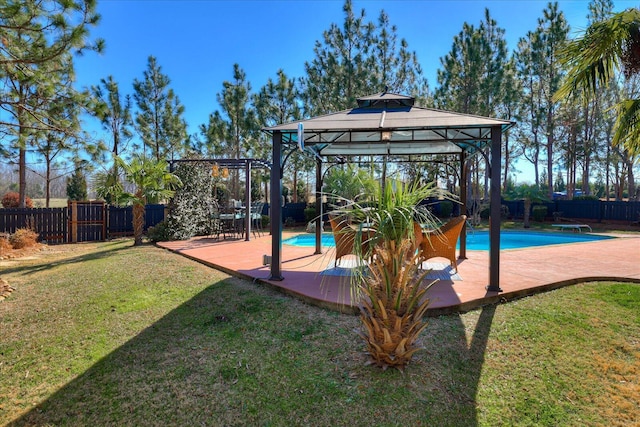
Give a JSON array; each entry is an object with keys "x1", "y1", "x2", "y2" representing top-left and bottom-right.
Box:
[
  {"x1": 0, "y1": 240, "x2": 638, "y2": 426},
  {"x1": 31, "y1": 198, "x2": 67, "y2": 208}
]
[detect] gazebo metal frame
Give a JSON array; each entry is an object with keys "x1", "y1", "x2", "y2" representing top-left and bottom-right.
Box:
[{"x1": 263, "y1": 92, "x2": 515, "y2": 292}]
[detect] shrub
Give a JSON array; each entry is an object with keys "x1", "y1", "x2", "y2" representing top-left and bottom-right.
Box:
[
  {"x1": 532, "y1": 205, "x2": 547, "y2": 222},
  {"x1": 166, "y1": 160, "x2": 217, "y2": 240},
  {"x1": 261, "y1": 215, "x2": 270, "y2": 229},
  {"x1": 574, "y1": 195, "x2": 599, "y2": 201},
  {"x1": 9, "y1": 228, "x2": 38, "y2": 249},
  {"x1": 479, "y1": 205, "x2": 510, "y2": 220},
  {"x1": 2, "y1": 192, "x2": 33, "y2": 208},
  {"x1": 146, "y1": 220, "x2": 173, "y2": 242},
  {"x1": 0, "y1": 236, "x2": 12, "y2": 252},
  {"x1": 304, "y1": 206, "x2": 317, "y2": 223}
]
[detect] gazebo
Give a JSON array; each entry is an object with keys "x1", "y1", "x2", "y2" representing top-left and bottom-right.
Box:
[{"x1": 263, "y1": 92, "x2": 514, "y2": 291}]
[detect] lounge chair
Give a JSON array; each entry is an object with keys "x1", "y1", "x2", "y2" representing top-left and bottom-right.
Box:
[
  {"x1": 417, "y1": 215, "x2": 466, "y2": 271},
  {"x1": 328, "y1": 215, "x2": 372, "y2": 266}
]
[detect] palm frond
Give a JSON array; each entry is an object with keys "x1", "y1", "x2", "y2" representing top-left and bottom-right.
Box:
[{"x1": 613, "y1": 99, "x2": 640, "y2": 152}]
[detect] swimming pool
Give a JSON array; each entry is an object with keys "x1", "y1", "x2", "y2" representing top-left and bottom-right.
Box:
[{"x1": 283, "y1": 230, "x2": 614, "y2": 251}]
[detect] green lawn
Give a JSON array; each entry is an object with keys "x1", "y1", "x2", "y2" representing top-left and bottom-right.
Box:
[{"x1": 0, "y1": 240, "x2": 638, "y2": 426}]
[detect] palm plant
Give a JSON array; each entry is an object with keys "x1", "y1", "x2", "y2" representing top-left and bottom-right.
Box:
[
  {"x1": 336, "y1": 180, "x2": 448, "y2": 369},
  {"x1": 507, "y1": 184, "x2": 547, "y2": 228},
  {"x1": 323, "y1": 164, "x2": 378, "y2": 204},
  {"x1": 555, "y1": 8, "x2": 640, "y2": 154},
  {"x1": 115, "y1": 155, "x2": 182, "y2": 245}
]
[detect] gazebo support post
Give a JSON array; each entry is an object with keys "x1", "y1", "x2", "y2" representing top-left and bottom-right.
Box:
[
  {"x1": 459, "y1": 151, "x2": 467, "y2": 259},
  {"x1": 315, "y1": 158, "x2": 322, "y2": 255},
  {"x1": 487, "y1": 125, "x2": 502, "y2": 292},
  {"x1": 245, "y1": 161, "x2": 251, "y2": 241},
  {"x1": 270, "y1": 131, "x2": 284, "y2": 280}
]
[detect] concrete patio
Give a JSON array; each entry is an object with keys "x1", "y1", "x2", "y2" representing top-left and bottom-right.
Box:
[{"x1": 157, "y1": 231, "x2": 640, "y2": 315}]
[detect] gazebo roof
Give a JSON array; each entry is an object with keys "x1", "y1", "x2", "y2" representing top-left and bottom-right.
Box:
[{"x1": 264, "y1": 92, "x2": 515, "y2": 156}]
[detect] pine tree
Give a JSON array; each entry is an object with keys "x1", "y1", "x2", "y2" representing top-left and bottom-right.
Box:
[
  {"x1": 0, "y1": 0, "x2": 102, "y2": 207},
  {"x1": 434, "y1": 9, "x2": 512, "y2": 200},
  {"x1": 200, "y1": 64, "x2": 257, "y2": 200},
  {"x1": 300, "y1": 0, "x2": 427, "y2": 116},
  {"x1": 133, "y1": 56, "x2": 188, "y2": 162},
  {"x1": 252, "y1": 70, "x2": 304, "y2": 203},
  {"x1": 66, "y1": 167, "x2": 88, "y2": 201}
]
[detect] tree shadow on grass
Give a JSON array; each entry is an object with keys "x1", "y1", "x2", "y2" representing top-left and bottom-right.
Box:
[
  {"x1": 8, "y1": 279, "x2": 499, "y2": 426},
  {"x1": 1, "y1": 241, "x2": 134, "y2": 277}
]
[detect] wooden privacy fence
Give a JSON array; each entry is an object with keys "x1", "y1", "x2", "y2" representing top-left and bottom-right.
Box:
[
  {"x1": 501, "y1": 199, "x2": 640, "y2": 222},
  {"x1": 0, "y1": 202, "x2": 166, "y2": 243}
]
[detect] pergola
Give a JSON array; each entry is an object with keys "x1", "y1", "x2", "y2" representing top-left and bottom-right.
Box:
[
  {"x1": 169, "y1": 158, "x2": 271, "y2": 241},
  {"x1": 263, "y1": 92, "x2": 515, "y2": 291}
]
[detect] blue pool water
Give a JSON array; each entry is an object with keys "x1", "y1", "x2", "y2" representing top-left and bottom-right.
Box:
[{"x1": 283, "y1": 230, "x2": 614, "y2": 251}]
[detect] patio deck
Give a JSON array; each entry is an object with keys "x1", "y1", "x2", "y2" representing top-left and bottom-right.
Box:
[{"x1": 156, "y1": 231, "x2": 640, "y2": 315}]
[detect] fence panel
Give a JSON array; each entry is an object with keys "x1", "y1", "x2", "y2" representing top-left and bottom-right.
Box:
[
  {"x1": 70, "y1": 201, "x2": 106, "y2": 242},
  {"x1": 282, "y1": 203, "x2": 307, "y2": 224},
  {"x1": 107, "y1": 206, "x2": 133, "y2": 237},
  {"x1": 145, "y1": 204, "x2": 166, "y2": 230},
  {"x1": 0, "y1": 207, "x2": 68, "y2": 243},
  {"x1": 602, "y1": 201, "x2": 640, "y2": 221},
  {"x1": 555, "y1": 200, "x2": 599, "y2": 220},
  {"x1": 2, "y1": 203, "x2": 167, "y2": 243}
]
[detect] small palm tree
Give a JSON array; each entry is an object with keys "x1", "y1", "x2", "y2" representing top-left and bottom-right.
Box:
[
  {"x1": 508, "y1": 184, "x2": 547, "y2": 228},
  {"x1": 115, "y1": 156, "x2": 182, "y2": 246},
  {"x1": 337, "y1": 180, "x2": 448, "y2": 370}
]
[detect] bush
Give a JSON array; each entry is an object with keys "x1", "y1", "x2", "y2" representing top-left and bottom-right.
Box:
[
  {"x1": 2, "y1": 192, "x2": 33, "y2": 208},
  {"x1": 532, "y1": 205, "x2": 547, "y2": 222},
  {"x1": 261, "y1": 215, "x2": 270, "y2": 229},
  {"x1": 146, "y1": 220, "x2": 173, "y2": 242},
  {"x1": 479, "y1": 205, "x2": 509, "y2": 220},
  {"x1": 574, "y1": 195, "x2": 599, "y2": 201},
  {"x1": 0, "y1": 235, "x2": 12, "y2": 252},
  {"x1": 304, "y1": 206, "x2": 317, "y2": 223},
  {"x1": 9, "y1": 228, "x2": 38, "y2": 249},
  {"x1": 166, "y1": 160, "x2": 217, "y2": 240}
]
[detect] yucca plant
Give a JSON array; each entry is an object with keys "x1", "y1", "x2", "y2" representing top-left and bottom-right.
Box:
[{"x1": 334, "y1": 179, "x2": 450, "y2": 369}]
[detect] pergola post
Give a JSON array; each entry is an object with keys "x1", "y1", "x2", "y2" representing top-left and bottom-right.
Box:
[
  {"x1": 269, "y1": 131, "x2": 284, "y2": 280},
  {"x1": 244, "y1": 160, "x2": 251, "y2": 241},
  {"x1": 315, "y1": 158, "x2": 323, "y2": 255},
  {"x1": 487, "y1": 125, "x2": 502, "y2": 292},
  {"x1": 459, "y1": 151, "x2": 467, "y2": 259}
]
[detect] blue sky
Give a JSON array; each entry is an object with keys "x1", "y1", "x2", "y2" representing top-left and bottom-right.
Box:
[{"x1": 75, "y1": 0, "x2": 637, "y2": 152}]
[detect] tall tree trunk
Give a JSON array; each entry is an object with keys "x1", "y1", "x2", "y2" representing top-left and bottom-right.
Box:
[
  {"x1": 45, "y1": 156, "x2": 51, "y2": 208},
  {"x1": 546, "y1": 110, "x2": 554, "y2": 200},
  {"x1": 503, "y1": 132, "x2": 510, "y2": 191},
  {"x1": 133, "y1": 192, "x2": 146, "y2": 246},
  {"x1": 292, "y1": 168, "x2": 298, "y2": 203},
  {"x1": 626, "y1": 157, "x2": 636, "y2": 201},
  {"x1": 523, "y1": 199, "x2": 532, "y2": 228}
]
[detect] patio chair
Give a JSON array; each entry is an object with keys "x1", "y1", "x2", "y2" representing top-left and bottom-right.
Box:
[
  {"x1": 328, "y1": 215, "x2": 372, "y2": 266},
  {"x1": 418, "y1": 215, "x2": 466, "y2": 272},
  {"x1": 250, "y1": 202, "x2": 264, "y2": 237},
  {"x1": 219, "y1": 206, "x2": 241, "y2": 239}
]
